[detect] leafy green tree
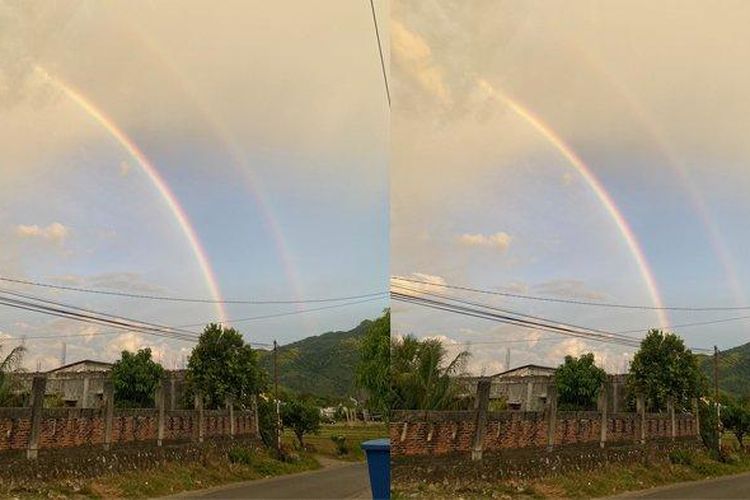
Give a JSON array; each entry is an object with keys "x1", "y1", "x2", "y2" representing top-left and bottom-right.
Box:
[
  {"x1": 111, "y1": 348, "x2": 165, "y2": 408},
  {"x1": 391, "y1": 335, "x2": 470, "y2": 410},
  {"x1": 0, "y1": 344, "x2": 25, "y2": 406},
  {"x1": 355, "y1": 310, "x2": 390, "y2": 417},
  {"x1": 627, "y1": 329, "x2": 705, "y2": 412},
  {"x1": 185, "y1": 323, "x2": 265, "y2": 409},
  {"x1": 281, "y1": 398, "x2": 321, "y2": 448},
  {"x1": 554, "y1": 353, "x2": 607, "y2": 411},
  {"x1": 722, "y1": 400, "x2": 750, "y2": 447}
]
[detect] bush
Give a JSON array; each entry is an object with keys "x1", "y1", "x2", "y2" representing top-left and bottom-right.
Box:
[
  {"x1": 669, "y1": 449, "x2": 695, "y2": 465},
  {"x1": 228, "y1": 446, "x2": 254, "y2": 465},
  {"x1": 331, "y1": 435, "x2": 349, "y2": 455}
]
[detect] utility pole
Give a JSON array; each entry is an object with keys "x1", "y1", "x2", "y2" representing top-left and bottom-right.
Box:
[
  {"x1": 714, "y1": 345, "x2": 721, "y2": 447},
  {"x1": 505, "y1": 347, "x2": 511, "y2": 372},
  {"x1": 273, "y1": 340, "x2": 280, "y2": 452}
]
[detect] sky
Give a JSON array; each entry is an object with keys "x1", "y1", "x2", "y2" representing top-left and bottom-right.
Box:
[
  {"x1": 391, "y1": 0, "x2": 750, "y2": 375},
  {"x1": 0, "y1": 0, "x2": 389, "y2": 370}
]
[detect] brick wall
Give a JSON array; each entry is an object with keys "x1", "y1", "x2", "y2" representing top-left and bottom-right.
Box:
[
  {"x1": 0, "y1": 407, "x2": 257, "y2": 453},
  {"x1": 391, "y1": 409, "x2": 698, "y2": 457}
]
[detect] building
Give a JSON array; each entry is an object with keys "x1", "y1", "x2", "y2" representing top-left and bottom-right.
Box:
[
  {"x1": 14, "y1": 360, "x2": 188, "y2": 409},
  {"x1": 463, "y1": 364, "x2": 629, "y2": 412}
]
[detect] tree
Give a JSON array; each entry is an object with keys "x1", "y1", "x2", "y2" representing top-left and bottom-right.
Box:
[
  {"x1": 722, "y1": 401, "x2": 750, "y2": 448},
  {"x1": 185, "y1": 323, "x2": 265, "y2": 409},
  {"x1": 281, "y1": 398, "x2": 321, "y2": 448},
  {"x1": 111, "y1": 348, "x2": 165, "y2": 408},
  {"x1": 391, "y1": 335, "x2": 471, "y2": 410},
  {"x1": 0, "y1": 344, "x2": 25, "y2": 406},
  {"x1": 628, "y1": 329, "x2": 705, "y2": 412},
  {"x1": 355, "y1": 310, "x2": 390, "y2": 417},
  {"x1": 554, "y1": 353, "x2": 607, "y2": 411}
]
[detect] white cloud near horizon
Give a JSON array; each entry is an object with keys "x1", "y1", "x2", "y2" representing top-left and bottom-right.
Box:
[
  {"x1": 458, "y1": 231, "x2": 512, "y2": 251},
  {"x1": 15, "y1": 222, "x2": 69, "y2": 244}
]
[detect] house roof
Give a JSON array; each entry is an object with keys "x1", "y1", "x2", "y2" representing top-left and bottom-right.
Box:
[
  {"x1": 46, "y1": 359, "x2": 113, "y2": 373},
  {"x1": 489, "y1": 363, "x2": 556, "y2": 379}
]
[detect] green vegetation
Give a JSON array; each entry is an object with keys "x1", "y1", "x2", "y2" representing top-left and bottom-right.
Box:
[
  {"x1": 281, "y1": 398, "x2": 322, "y2": 448},
  {"x1": 0, "y1": 344, "x2": 24, "y2": 406},
  {"x1": 722, "y1": 400, "x2": 750, "y2": 447},
  {"x1": 391, "y1": 335, "x2": 470, "y2": 410},
  {"x1": 356, "y1": 310, "x2": 390, "y2": 417},
  {"x1": 628, "y1": 329, "x2": 705, "y2": 411},
  {"x1": 0, "y1": 444, "x2": 320, "y2": 498},
  {"x1": 697, "y1": 341, "x2": 750, "y2": 400},
  {"x1": 111, "y1": 348, "x2": 164, "y2": 408},
  {"x1": 185, "y1": 323, "x2": 265, "y2": 409},
  {"x1": 392, "y1": 449, "x2": 750, "y2": 499},
  {"x1": 258, "y1": 319, "x2": 373, "y2": 404},
  {"x1": 554, "y1": 353, "x2": 606, "y2": 411},
  {"x1": 281, "y1": 423, "x2": 386, "y2": 461}
]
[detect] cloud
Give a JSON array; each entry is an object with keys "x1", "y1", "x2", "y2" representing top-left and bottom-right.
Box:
[
  {"x1": 15, "y1": 222, "x2": 69, "y2": 244},
  {"x1": 532, "y1": 279, "x2": 606, "y2": 301},
  {"x1": 49, "y1": 272, "x2": 167, "y2": 294},
  {"x1": 392, "y1": 272, "x2": 446, "y2": 296},
  {"x1": 391, "y1": 20, "x2": 451, "y2": 106},
  {"x1": 458, "y1": 232, "x2": 512, "y2": 251}
]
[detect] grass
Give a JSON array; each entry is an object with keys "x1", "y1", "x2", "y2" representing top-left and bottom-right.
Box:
[
  {"x1": 392, "y1": 448, "x2": 750, "y2": 499},
  {"x1": 282, "y1": 423, "x2": 387, "y2": 461},
  {"x1": 1, "y1": 444, "x2": 320, "y2": 499}
]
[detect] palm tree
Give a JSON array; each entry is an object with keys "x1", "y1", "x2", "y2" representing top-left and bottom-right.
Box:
[
  {"x1": 391, "y1": 335, "x2": 471, "y2": 410},
  {"x1": 0, "y1": 344, "x2": 25, "y2": 406}
]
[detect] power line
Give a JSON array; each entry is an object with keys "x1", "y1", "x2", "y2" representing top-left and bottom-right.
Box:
[
  {"x1": 392, "y1": 290, "x2": 713, "y2": 353},
  {"x1": 368, "y1": 0, "x2": 390, "y2": 106},
  {"x1": 616, "y1": 314, "x2": 750, "y2": 334},
  {"x1": 392, "y1": 291, "x2": 643, "y2": 349},
  {"x1": 0, "y1": 275, "x2": 385, "y2": 305},
  {"x1": 392, "y1": 276, "x2": 750, "y2": 312}
]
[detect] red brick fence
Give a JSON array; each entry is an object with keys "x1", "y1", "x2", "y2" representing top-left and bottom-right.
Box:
[
  {"x1": 391, "y1": 379, "x2": 700, "y2": 459},
  {"x1": 0, "y1": 376, "x2": 258, "y2": 458}
]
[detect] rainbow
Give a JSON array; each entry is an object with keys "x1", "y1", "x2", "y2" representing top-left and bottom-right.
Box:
[
  {"x1": 566, "y1": 42, "x2": 747, "y2": 307},
  {"x1": 119, "y1": 27, "x2": 310, "y2": 328},
  {"x1": 477, "y1": 79, "x2": 669, "y2": 329},
  {"x1": 35, "y1": 66, "x2": 228, "y2": 323}
]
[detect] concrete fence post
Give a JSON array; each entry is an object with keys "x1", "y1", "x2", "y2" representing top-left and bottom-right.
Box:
[
  {"x1": 471, "y1": 378, "x2": 491, "y2": 461},
  {"x1": 194, "y1": 393, "x2": 204, "y2": 443},
  {"x1": 636, "y1": 394, "x2": 646, "y2": 445},
  {"x1": 251, "y1": 395, "x2": 260, "y2": 436},
  {"x1": 226, "y1": 397, "x2": 236, "y2": 438},
  {"x1": 169, "y1": 376, "x2": 176, "y2": 410},
  {"x1": 668, "y1": 399, "x2": 676, "y2": 440},
  {"x1": 546, "y1": 385, "x2": 558, "y2": 451},
  {"x1": 156, "y1": 380, "x2": 166, "y2": 446},
  {"x1": 693, "y1": 398, "x2": 701, "y2": 441},
  {"x1": 598, "y1": 385, "x2": 608, "y2": 448},
  {"x1": 81, "y1": 376, "x2": 90, "y2": 409},
  {"x1": 26, "y1": 375, "x2": 46, "y2": 460},
  {"x1": 103, "y1": 379, "x2": 114, "y2": 450}
]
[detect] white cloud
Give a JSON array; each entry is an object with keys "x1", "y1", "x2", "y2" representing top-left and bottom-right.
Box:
[
  {"x1": 458, "y1": 232, "x2": 512, "y2": 251},
  {"x1": 392, "y1": 272, "x2": 447, "y2": 296},
  {"x1": 15, "y1": 222, "x2": 69, "y2": 244}
]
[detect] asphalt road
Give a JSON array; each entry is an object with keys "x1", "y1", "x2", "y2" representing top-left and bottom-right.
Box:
[
  {"x1": 175, "y1": 462, "x2": 371, "y2": 499},
  {"x1": 615, "y1": 471, "x2": 750, "y2": 498}
]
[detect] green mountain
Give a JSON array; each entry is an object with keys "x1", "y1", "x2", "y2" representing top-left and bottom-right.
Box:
[
  {"x1": 697, "y1": 342, "x2": 750, "y2": 399},
  {"x1": 257, "y1": 319, "x2": 373, "y2": 403}
]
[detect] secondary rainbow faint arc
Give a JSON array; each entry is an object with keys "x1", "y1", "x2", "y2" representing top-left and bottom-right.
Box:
[
  {"x1": 35, "y1": 66, "x2": 228, "y2": 323},
  {"x1": 478, "y1": 79, "x2": 669, "y2": 329}
]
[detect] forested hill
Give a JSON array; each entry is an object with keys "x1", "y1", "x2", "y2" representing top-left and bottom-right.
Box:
[
  {"x1": 696, "y1": 341, "x2": 750, "y2": 399},
  {"x1": 257, "y1": 319, "x2": 373, "y2": 403}
]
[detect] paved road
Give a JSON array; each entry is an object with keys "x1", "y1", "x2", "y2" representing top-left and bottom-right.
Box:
[
  {"x1": 175, "y1": 461, "x2": 371, "y2": 499},
  {"x1": 614, "y1": 471, "x2": 750, "y2": 498}
]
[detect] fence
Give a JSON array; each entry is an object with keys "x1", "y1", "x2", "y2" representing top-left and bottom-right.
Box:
[
  {"x1": 391, "y1": 379, "x2": 700, "y2": 459},
  {"x1": 0, "y1": 376, "x2": 259, "y2": 459}
]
